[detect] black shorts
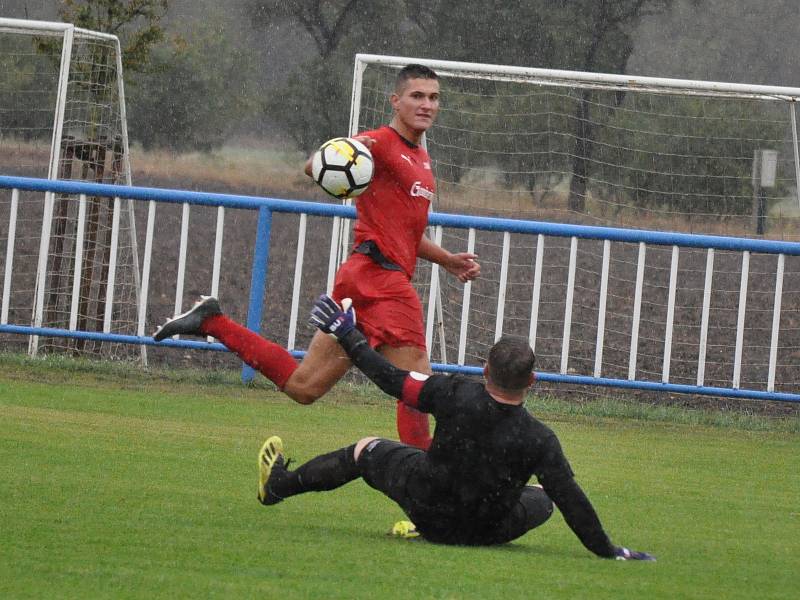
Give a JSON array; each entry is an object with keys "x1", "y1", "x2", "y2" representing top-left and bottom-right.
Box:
[{"x1": 357, "y1": 439, "x2": 554, "y2": 546}]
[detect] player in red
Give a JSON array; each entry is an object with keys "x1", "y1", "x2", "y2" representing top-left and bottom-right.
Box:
[{"x1": 153, "y1": 65, "x2": 480, "y2": 450}]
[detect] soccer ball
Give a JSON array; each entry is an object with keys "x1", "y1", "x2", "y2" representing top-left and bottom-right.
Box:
[{"x1": 311, "y1": 137, "x2": 374, "y2": 199}]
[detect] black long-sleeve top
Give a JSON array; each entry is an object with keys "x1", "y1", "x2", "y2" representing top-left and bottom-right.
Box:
[{"x1": 339, "y1": 329, "x2": 617, "y2": 557}]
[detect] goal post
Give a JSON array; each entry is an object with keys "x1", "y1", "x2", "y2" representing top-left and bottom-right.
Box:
[
  {"x1": 348, "y1": 54, "x2": 800, "y2": 397},
  {"x1": 0, "y1": 17, "x2": 142, "y2": 361}
]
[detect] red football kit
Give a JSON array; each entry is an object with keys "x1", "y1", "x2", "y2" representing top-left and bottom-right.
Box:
[
  {"x1": 332, "y1": 125, "x2": 436, "y2": 351},
  {"x1": 199, "y1": 125, "x2": 436, "y2": 449}
]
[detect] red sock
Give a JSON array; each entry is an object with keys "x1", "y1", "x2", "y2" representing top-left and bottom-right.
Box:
[
  {"x1": 396, "y1": 401, "x2": 432, "y2": 450},
  {"x1": 202, "y1": 315, "x2": 298, "y2": 389}
]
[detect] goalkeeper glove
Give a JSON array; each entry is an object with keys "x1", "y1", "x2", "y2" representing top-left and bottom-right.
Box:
[
  {"x1": 614, "y1": 546, "x2": 656, "y2": 561},
  {"x1": 309, "y1": 295, "x2": 356, "y2": 340}
]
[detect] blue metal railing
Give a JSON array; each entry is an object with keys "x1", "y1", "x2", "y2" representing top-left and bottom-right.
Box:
[{"x1": 2, "y1": 175, "x2": 799, "y2": 403}]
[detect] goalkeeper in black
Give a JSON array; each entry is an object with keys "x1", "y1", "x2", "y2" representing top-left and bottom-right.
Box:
[{"x1": 257, "y1": 295, "x2": 654, "y2": 560}]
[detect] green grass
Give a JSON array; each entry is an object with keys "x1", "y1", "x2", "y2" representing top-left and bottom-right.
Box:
[{"x1": 1, "y1": 355, "x2": 798, "y2": 599}]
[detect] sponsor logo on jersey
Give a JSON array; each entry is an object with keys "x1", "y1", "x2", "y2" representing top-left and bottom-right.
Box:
[{"x1": 410, "y1": 181, "x2": 435, "y2": 201}]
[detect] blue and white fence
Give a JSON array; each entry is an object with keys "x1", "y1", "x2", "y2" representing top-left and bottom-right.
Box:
[{"x1": 1, "y1": 174, "x2": 799, "y2": 403}]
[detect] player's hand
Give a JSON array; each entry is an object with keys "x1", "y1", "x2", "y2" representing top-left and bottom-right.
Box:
[
  {"x1": 309, "y1": 295, "x2": 356, "y2": 340},
  {"x1": 613, "y1": 546, "x2": 656, "y2": 561},
  {"x1": 444, "y1": 252, "x2": 481, "y2": 283},
  {"x1": 353, "y1": 135, "x2": 375, "y2": 150}
]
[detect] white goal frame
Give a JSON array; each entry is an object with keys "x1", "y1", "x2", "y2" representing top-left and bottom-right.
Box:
[{"x1": 0, "y1": 17, "x2": 142, "y2": 360}]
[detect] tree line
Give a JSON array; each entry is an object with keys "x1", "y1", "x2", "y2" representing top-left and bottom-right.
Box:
[{"x1": 15, "y1": 0, "x2": 793, "y2": 214}]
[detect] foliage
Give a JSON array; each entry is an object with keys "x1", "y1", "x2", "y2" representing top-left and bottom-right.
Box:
[
  {"x1": 250, "y1": 0, "x2": 414, "y2": 149},
  {"x1": 0, "y1": 36, "x2": 62, "y2": 139},
  {"x1": 55, "y1": 0, "x2": 168, "y2": 73},
  {"x1": 592, "y1": 94, "x2": 789, "y2": 215},
  {"x1": 126, "y1": 23, "x2": 256, "y2": 151}
]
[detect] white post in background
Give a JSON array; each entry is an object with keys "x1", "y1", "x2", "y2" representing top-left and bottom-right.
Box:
[
  {"x1": 767, "y1": 253, "x2": 785, "y2": 392},
  {"x1": 287, "y1": 214, "x2": 307, "y2": 351},
  {"x1": 662, "y1": 245, "x2": 679, "y2": 383},
  {"x1": 103, "y1": 197, "x2": 121, "y2": 333},
  {"x1": 457, "y1": 228, "x2": 476, "y2": 365},
  {"x1": 697, "y1": 248, "x2": 715, "y2": 386},
  {"x1": 732, "y1": 251, "x2": 750, "y2": 389},
  {"x1": 137, "y1": 201, "x2": 156, "y2": 338},
  {"x1": 173, "y1": 203, "x2": 191, "y2": 334},
  {"x1": 560, "y1": 237, "x2": 578, "y2": 374},
  {"x1": 1, "y1": 189, "x2": 19, "y2": 325},
  {"x1": 593, "y1": 240, "x2": 611, "y2": 378},
  {"x1": 425, "y1": 225, "x2": 443, "y2": 357},
  {"x1": 69, "y1": 195, "x2": 87, "y2": 330},
  {"x1": 207, "y1": 206, "x2": 226, "y2": 343},
  {"x1": 494, "y1": 231, "x2": 511, "y2": 342},
  {"x1": 628, "y1": 242, "x2": 647, "y2": 380},
  {"x1": 528, "y1": 235, "x2": 544, "y2": 354}
]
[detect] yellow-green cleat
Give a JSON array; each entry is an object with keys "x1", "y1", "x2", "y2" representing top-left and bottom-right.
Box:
[
  {"x1": 258, "y1": 436, "x2": 285, "y2": 505},
  {"x1": 388, "y1": 520, "x2": 420, "y2": 539}
]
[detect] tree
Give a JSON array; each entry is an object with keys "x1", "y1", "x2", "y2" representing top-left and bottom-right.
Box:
[
  {"x1": 548, "y1": 0, "x2": 676, "y2": 213},
  {"x1": 128, "y1": 23, "x2": 255, "y2": 151},
  {"x1": 248, "y1": 0, "x2": 415, "y2": 149},
  {"x1": 55, "y1": 0, "x2": 168, "y2": 73},
  {"x1": 252, "y1": 1, "x2": 681, "y2": 155}
]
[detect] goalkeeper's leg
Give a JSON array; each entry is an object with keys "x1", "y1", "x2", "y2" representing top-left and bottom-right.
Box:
[{"x1": 259, "y1": 439, "x2": 361, "y2": 505}]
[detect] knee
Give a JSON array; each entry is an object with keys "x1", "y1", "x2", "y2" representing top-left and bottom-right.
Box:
[
  {"x1": 288, "y1": 390, "x2": 321, "y2": 405},
  {"x1": 283, "y1": 374, "x2": 329, "y2": 405},
  {"x1": 354, "y1": 436, "x2": 380, "y2": 462},
  {"x1": 525, "y1": 485, "x2": 554, "y2": 529}
]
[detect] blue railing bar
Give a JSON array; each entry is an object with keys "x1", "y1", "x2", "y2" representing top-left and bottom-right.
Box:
[
  {"x1": 242, "y1": 207, "x2": 272, "y2": 383},
  {"x1": 3, "y1": 324, "x2": 799, "y2": 403},
  {"x1": 420, "y1": 363, "x2": 800, "y2": 403},
  {"x1": 4, "y1": 175, "x2": 800, "y2": 255},
  {"x1": 0, "y1": 324, "x2": 227, "y2": 351},
  {"x1": 0, "y1": 175, "x2": 355, "y2": 218}
]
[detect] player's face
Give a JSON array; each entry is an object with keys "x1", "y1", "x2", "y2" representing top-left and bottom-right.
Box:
[{"x1": 391, "y1": 78, "x2": 440, "y2": 138}]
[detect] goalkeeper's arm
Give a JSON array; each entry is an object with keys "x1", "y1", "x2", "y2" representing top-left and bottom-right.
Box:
[{"x1": 309, "y1": 295, "x2": 411, "y2": 400}]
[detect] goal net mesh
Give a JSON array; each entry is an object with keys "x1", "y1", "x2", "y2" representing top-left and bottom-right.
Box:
[{"x1": 0, "y1": 24, "x2": 140, "y2": 359}]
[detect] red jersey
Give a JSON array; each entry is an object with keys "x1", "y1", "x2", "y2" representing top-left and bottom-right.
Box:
[{"x1": 353, "y1": 126, "x2": 436, "y2": 278}]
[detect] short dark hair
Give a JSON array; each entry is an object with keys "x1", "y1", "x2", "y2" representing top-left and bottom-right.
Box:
[
  {"x1": 487, "y1": 336, "x2": 535, "y2": 390},
  {"x1": 395, "y1": 64, "x2": 438, "y2": 93}
]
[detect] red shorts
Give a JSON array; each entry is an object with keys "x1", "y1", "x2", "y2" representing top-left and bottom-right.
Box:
[{"x1": 332, "y1": 253, "x2": 426, "y2": 351}]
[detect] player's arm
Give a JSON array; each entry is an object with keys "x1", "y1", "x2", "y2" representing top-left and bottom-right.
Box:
[
  {"x1": 308, "y1": 295, "x2": 431, "y2": 407},
  {"x1": 417, "y1": 235, "x2": 480, "y2": 283},
  {"x1": 537, "y1": 436, "x2": 655, "y2": 561}
]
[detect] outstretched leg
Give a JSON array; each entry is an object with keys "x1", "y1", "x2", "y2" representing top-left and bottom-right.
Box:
[
  {"x1": 258, "y1": 436, "x2": 361, "y2": 505},
  {"x1": 153, "y1": 297, "x2": 351, "y2": 404}
]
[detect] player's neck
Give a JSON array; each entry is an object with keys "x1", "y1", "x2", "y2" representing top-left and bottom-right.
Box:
[
  {"x1": 389, "y1": 117, "x2": 424, "y2": 145},
  {"x1": 484, "y1": 381, "x2": 526, "y2": 405}
]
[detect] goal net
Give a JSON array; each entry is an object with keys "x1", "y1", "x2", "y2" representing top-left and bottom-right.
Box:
[
  {"x1": 349, "y1": 55, "x2": 800, "y2": 400},
  {"x1": 0, "y1": 18, "x2": 141, "y2": 360}
]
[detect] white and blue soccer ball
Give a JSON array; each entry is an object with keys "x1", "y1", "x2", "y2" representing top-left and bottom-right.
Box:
[{"x1": 311, "y1": 137, "x2": 374, "y2": 199}]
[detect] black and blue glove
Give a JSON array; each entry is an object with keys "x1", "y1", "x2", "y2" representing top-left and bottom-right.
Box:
[
  {"x1": 614, "y1": 546, "x2": 656, "y2": 561},
  {"x1": 309, "y1": 295, "x2": 356, "y2": 340}
]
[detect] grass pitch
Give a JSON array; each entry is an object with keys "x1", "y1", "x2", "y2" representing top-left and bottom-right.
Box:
[{"x1": 0, "y1": 355, "x2": 798, "y2": 599}]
